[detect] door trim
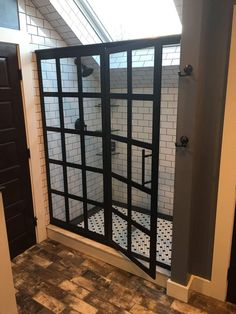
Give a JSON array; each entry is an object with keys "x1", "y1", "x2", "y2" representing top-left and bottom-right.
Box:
[
  {"x1": 0, "y1": 191, "x2": 18, "y2": 313},
  {"x1": 184, "y1": 5, "x2": 236, "y2": 301},
  {"x1": 0, "y1": 27, "x2": 46, "y2": 242}
]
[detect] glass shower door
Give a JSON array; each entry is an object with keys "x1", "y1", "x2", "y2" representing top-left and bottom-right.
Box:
[{"x1": 105, "y1": 41, "x2": 162, "y2": 278}]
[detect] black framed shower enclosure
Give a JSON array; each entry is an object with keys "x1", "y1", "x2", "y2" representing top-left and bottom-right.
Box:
[{"x1": 36, "y1": 35, "x2": 180, "y2": 278}]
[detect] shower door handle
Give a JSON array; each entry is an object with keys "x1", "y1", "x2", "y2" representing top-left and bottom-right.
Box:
[{"x1": 142, "y1": 149, "x2": 152, "y2": 187}]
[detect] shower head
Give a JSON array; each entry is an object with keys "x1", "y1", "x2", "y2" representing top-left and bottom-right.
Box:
[
  {"x1": 81, "y1": 64, "x2": 94, "y2": 77},
  {"x1": 74, "y1": 58, "x2": 94, "y2": 77}
]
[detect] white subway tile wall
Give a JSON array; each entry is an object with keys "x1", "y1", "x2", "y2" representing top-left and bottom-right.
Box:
[
  {"x1": 51, "y1": 194, "x2": 66, "y2": 221},
  {"x1": 110, "y1": 82, "x2": 178, "y2": 216},
  {"x1": 18, "y1": 0, "x2": 66, "y2": 224},
  {"x1": 42, "y1": 56, "x2": 103, "y2": 220}
]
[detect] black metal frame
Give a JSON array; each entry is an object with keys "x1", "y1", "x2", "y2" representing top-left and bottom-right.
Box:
[{"x1": 36, "y1": 35, "x2": 180, "y2": 278}]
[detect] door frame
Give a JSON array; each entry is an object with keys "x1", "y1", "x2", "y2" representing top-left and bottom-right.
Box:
[
  {"x1": 188, "y1": 5, "x2": 236, "y2": 301},
  {"x1": 0, "y1": 190, "x2": 17, "y2": 314},
  {"x1": 0, "y1": 26, "x2": 46, "y2": 243}
]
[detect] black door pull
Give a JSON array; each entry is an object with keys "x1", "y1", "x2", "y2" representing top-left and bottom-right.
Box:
[{"x1": 175, "y1": 136, "x2": 189, "y2": 148}]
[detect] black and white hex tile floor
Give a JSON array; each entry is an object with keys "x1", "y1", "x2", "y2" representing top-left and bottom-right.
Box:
[{"x1": 78, "y1": 205, "x2": 172, "y2": 268}]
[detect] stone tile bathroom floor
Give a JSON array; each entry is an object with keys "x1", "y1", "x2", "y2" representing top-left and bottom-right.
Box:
[{"x1": 12, "y1": 239, "x2": 236, "y2": 314}]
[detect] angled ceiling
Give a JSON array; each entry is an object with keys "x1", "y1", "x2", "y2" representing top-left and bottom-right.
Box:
[{"x1": 32, "y1": 0, "x2": 182, "y2": 47}]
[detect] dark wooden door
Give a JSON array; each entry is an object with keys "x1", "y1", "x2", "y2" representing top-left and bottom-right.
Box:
[
  {"x1": 227, "y1": 206, "x2": 236, "y2": 304},
  {"x1": 0, "y1": 42, "x2": 36, "y2": 258}
]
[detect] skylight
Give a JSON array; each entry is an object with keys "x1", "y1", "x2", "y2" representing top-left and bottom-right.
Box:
[{"x1": 85, "y1": 0, "x2": 182, "y2": 41}]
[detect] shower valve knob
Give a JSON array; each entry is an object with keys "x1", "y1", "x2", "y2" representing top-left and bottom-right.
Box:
[{"x1": 175, "y1": 136, "x2": 189, "y2": 148}]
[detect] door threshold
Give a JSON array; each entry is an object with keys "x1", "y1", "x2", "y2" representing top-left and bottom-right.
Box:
[{"x1": 47, "y1": 224, "x2": 170, "y2": 288}]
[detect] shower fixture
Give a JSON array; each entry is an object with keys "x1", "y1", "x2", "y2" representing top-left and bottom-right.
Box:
[
  {"x1": 81, "y1": 64, "x2": 94, "y2": 77},
  {"x1": 74, "y1": 58, "x2": 94, "y2": 77}
]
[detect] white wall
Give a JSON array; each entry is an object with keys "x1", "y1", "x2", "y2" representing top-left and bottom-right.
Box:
[{"x1": 18, "y1": 0, "x2": 66, "y2": 226}]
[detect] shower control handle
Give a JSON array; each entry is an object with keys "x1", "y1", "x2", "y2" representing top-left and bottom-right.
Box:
[
  {"x1": 175, "y1": 136, "x2": 189, "y2": 148},
  {"x1": 75, "y1": 118, "x2": 87, "y2": 132}
]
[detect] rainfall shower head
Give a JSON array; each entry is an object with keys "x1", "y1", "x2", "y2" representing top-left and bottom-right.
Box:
[
  {"x1": 81, "y1": 64, "x2": 94, "y2": 77},
  {"x1": 74, "y1": 58, "x2": 94, "y2": 77}
]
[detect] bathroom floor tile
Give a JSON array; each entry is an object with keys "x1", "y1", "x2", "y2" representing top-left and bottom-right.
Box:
[{"x1": 12, "y1": 240, "x2": 236, "y2": 314}]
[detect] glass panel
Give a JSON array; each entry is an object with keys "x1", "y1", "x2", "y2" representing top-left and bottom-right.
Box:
[
  {"x1": 44, "y1": 97, "x2": 60, "y2": 128},
  {"x1": 131, "y1": 226, "x2": 150, "y2": 258},
  {"x1": 109, "y1": 51, "x2": 127, "y2": 93},
  {"x1": 49, "y1": 163, "x2": 64, "y2": 192},
  {"x1": 112, "y1": 178, "x2": 127, "y2": 215},
  {"x1": 85, "y1": 136, "x2": 103, "y2": 169},
  {"x1": 83, "y1": 98, "x2": 102, "y2": 132},
  {"x1": 162, "y1": 44, "x2": 180, "y2": 66},
  {"x1": 111, "y1": 141, "x2": 127, "y2": 178},
  {"x1": 156, "y1": 218, "x2": 172, "y2": 266},
  {"x1": 158, "y1": 43, "x2": 180, "y2": 216},
  {"x1": 51, "y1": 193, "x2": 66, "y2": 221},
  {"x1": 41, "y1": 59, "x2": 58, "y2": 92},
  {"x1": 110, "y1": 99, "x2": 127, "y2": 137},
  {"x1": 67, "y1": 167, "x2": 83, "y2": 197},
  {"x1": 132, "y1": 100, "x2": 153, "y2": 143},
  {"x1": 69, "y1": 198, "x2": 84, "y2": 225},
  {"x1": 81, "y1": 55, "x2": 101, "y2": 93},
  {"x1": 86, "y1": 171, "x2": 103, "y2": 203},
  {"x1": 87, "y1": 203, "x2": 104, "y2": 235},
  {"x1": 47, "y1": 131, "x2": 62, "y2": 161},
  {"x1": 112, "y1": 213, "x2": 127, "y2": 250},
  {"x1": 132, "y1": 146, "x2": 152, "y2": 187},
  {"x1": 132, "y1": 47, "x2": 154, "y2": 94},
  {"x1": 60, "y1": 58, "x2": 78, "y2": 92},
  {"x1": 65, "y1": 133, "x2": 81, "y2": 164},
  {"x1": 63, "y1": 97, "x2": 79, "y2": 129},
  {"x1": 132, "y1": 187, "x2": 151, "y2": 230}
]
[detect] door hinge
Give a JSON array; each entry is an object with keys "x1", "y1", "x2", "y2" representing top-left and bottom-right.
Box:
[
  {"x1": 18, "y1": 69, "x2": 23, "y2": 81},
  {"x1": 27, "y1": 148, "x2": 31, "y2": 159},
  {"x1": 33, "y1": 216, "x2": 38, "y2": 227},
  {"x1": 227, "y1": 267, "x2": 231, "y2": 280}
]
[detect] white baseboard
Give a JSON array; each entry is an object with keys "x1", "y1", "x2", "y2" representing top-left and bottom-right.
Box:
[
  {"x1": 47, "y1": 224, "x2": 170, "y2": 288},
  {"x1": 167, "y1": 276, "x2": 194, "y2": 302},
  {"x1": 167, "y1": 274, "x2": 224, "y2": 303}
]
